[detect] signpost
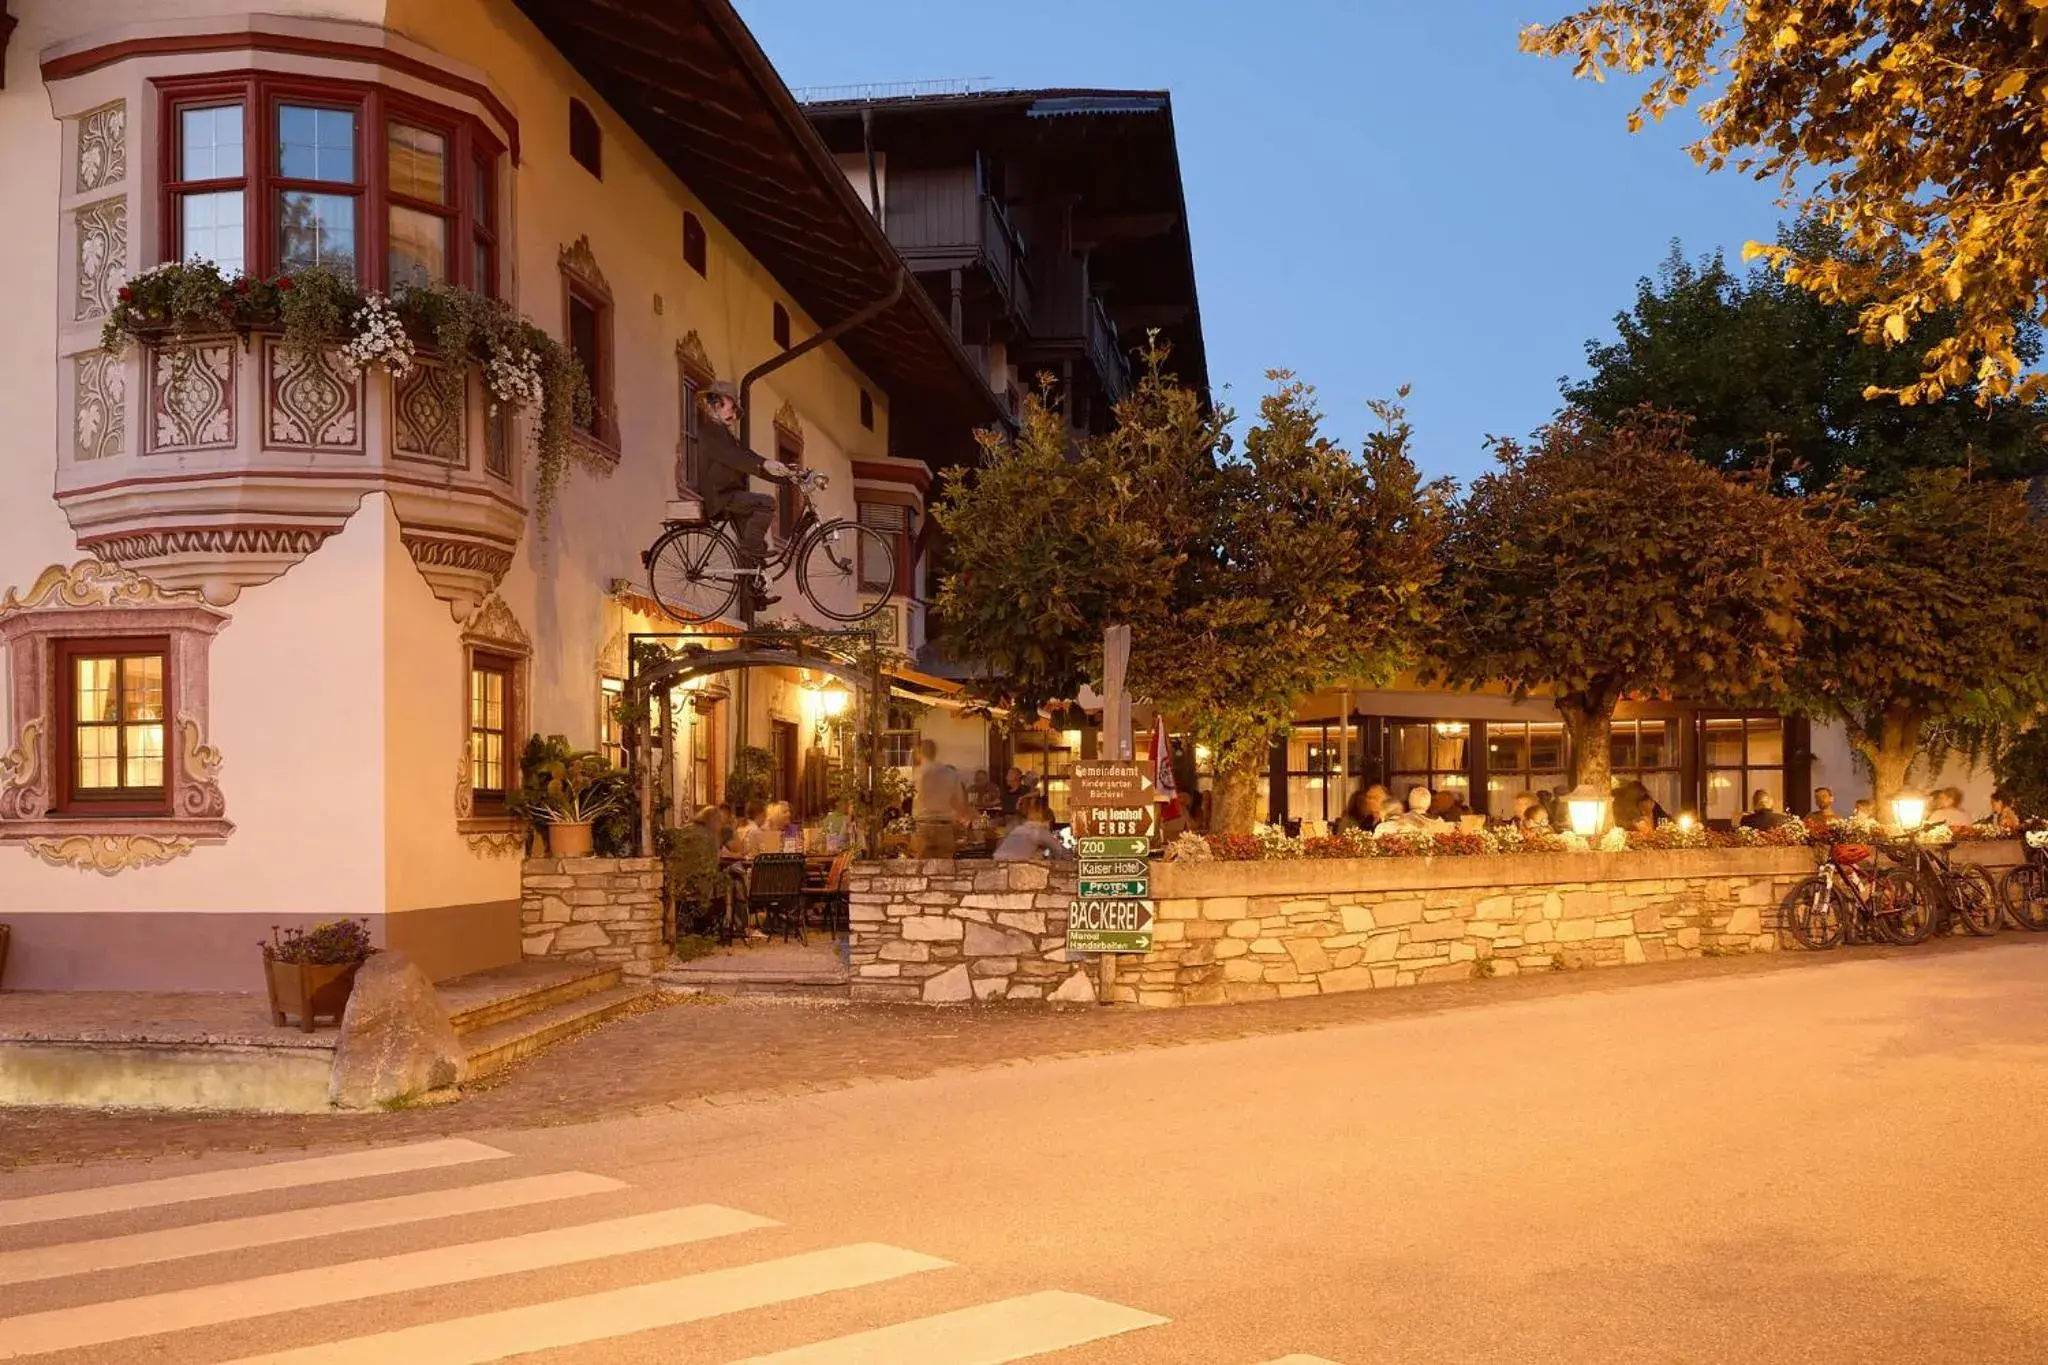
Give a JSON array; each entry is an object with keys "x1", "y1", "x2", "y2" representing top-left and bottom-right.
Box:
[{"x1": 1067, "y1": 758, "x2": 1155, "y2": 957}]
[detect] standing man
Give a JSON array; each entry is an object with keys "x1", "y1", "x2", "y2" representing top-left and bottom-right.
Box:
[
  {"x1": 696, "y1": 383, "x2": 779, "y2": 613},
  {"x1": 911, "y1": 739, "x2": 969, "y2": 859}
]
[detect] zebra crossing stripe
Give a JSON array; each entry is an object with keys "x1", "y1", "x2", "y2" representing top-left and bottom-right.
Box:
[
  {"x1": 0, "y1": 1170, "x2": 624, "y2": 1287},
  {"x1": 728, "y1": 1289, "x2": 1169, "y2": 1363},
  {"x1": 213, "y1": 1243, "x2": 954, "y2": 1365},
  {"x1": 0, "y1": 1138, "x2": 509, "y2": 1230},
  {"x1": 0, "y1": 1204, "x2": 773, "y2": 1358}
]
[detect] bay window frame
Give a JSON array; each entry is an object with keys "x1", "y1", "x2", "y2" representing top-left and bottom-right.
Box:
[{"x1": 155, "y1": 72, "x2": 504, "y2": 294}]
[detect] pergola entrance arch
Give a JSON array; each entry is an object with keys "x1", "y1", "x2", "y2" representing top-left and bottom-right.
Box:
[{"x1": 623, "y1": 629, "x2": 889, "y2": 854}]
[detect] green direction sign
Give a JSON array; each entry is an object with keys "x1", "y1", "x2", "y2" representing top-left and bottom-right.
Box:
[
  {"x1": 1077, "y1": 836, "x2": 1150, "y2": 860},
  {"x1": 1067, "y1": 896, "x2": 1155, "y2": 954},
  {"x1": 1078, "y1": 878, "x2": 1149, "y2": 898}
]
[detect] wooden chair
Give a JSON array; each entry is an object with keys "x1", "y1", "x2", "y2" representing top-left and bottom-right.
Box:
[
  {"x1": 810, "y1": 850, "x2": 854, "y2": 935},
  {"x1": 746, "y1": 853, "x2": 811, "y2": 944}
]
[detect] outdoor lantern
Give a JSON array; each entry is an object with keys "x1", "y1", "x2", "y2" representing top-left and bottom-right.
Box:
[
  {"x1": 1892, "y1": 791, "x2": 1929, "y2": 832},
  {"x1": 1565, "y1": 782, "x2": 1609, "y2": 838},
  {"x1": 1677, "y1": 812, "x2": 1696, "y2": 832},
  {"x1": 819, "y1": 684, "x2": 851, "y2": 718}
]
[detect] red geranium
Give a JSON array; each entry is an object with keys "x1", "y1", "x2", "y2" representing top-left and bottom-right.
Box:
[
  {"x1": 276, "y1": 275, "x2": 294, "y2": 292},
  {"x1": 116, "y1": 286, "x2": 132, "y2": 301}
]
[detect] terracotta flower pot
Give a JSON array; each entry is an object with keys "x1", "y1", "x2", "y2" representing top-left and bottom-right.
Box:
[
  {"x1": 263, "y1": 950, "x2": 364, "y2": 1033},
  {"x1": 548, "y1": 820, "x2": 596, "y2": 858}
]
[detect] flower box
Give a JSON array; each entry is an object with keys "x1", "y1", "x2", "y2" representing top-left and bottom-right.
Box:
[{"x1": 262, "y1": 949, "x2": 364, "y2": 1033}]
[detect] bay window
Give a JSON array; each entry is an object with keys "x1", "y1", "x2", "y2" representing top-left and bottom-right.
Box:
[
  {"x1": 857, "y1": 502, "x2": 910, "y2": 594},
  {"x1": 159, "y1": 75, "x2": 502, "y2": 293}
]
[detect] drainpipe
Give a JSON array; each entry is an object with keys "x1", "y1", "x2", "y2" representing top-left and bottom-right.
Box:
[{"x1": 738, "y1": 267, "x2": 908, "y2": 455}]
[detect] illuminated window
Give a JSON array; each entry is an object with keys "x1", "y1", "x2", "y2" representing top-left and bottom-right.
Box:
[
  {"x1": 469, "y1": 654, "x2": 512, "y2": 806},
  {"x1": 599, "y1": 676, "x2": 626, "y2": 768},
  {"x1": 59, "y1": 641, "x2": 168, "y2": 810}
]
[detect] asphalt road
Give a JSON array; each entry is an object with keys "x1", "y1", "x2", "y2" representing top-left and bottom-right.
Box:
[{"x1": 3, "y1": 939, "x2": 2046, "y2": 1363}]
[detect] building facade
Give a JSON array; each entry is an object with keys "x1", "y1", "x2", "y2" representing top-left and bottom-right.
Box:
[{"x1": 0, "y1": 0, "x2": 1004, "y2": 989}]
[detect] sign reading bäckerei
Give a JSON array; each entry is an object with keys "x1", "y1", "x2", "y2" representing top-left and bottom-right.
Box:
[{"x1": 1066, "y1": 896, "x2": 1155, "y2": 954}]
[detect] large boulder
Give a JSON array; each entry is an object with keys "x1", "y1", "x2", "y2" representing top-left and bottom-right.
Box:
[{"x1": 328, "y1": 951, "x2": 466, "y2": 1109}]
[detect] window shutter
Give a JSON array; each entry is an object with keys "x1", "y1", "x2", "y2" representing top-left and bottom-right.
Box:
[{"x1": 858, "y1": 502, "x2": 910, "y2": 594}]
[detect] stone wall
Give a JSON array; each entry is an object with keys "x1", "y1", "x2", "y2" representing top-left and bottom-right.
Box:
[
  {"x1": 848, "y1": 849, "x2": 1826, "y2": 1008},
  {"x1": 520, "y1": 857, "x2": 664, "y2": 980},
  {"x1": 846, "y1": 861, "x2": 1093, "y2": 1004}
]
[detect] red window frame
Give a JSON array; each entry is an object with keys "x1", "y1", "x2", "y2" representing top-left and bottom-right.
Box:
[
  {"x1": 54, "y1": 636, "x2": 173, "y2": 816},
  {"x1": 157, "y1": 73, "x2": 504, "y2": 294}
]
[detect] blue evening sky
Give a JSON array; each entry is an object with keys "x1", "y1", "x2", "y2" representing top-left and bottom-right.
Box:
[{"x1": 737, "y1": 0, "x2": 1784, "y2": 485}]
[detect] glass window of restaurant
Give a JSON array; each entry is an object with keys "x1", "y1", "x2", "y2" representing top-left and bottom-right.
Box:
[
  {"x1": 1703, "y1": 715, "x2": 1785, "y2": 824},
  {"x1": 1609, "y1": 717, "x2": 1684, "y2": 818},
  {"x1": 1284, "y1": 721, "x2": 1359, "y2": 824},
  {"x1": 1484, "y1": 720, "x2": 1570, "y2": 814},
  {"x1": 1387, "y1": 720, "x2": 1472, "y2": 810},
  {"x1": 1012, "y1": 727, "x2": 1081, "y2": 822}
]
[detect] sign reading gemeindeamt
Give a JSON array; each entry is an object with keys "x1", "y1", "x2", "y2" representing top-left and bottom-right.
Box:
[{"x1": 1067, "y1": 760, "x2": 1155, "y2": 954}]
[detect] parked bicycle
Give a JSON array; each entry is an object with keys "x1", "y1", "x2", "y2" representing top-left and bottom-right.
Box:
[
  {"x1": 1785, "y1": 840, "x2": 1931, "y2": 948},
  {"x1": 643, "y1": 462, "x2": 896, "y2": 625},
  {"x1": 1878, "y1": 830, "x2": 2000, "y2": 937},
  {"x1": 1997, "y1": 827, "x2": 2048, "y2": 932}
]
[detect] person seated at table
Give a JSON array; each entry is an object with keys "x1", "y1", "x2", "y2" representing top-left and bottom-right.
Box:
[
  {"x1": 1426, "y1": 789, "x2": 1467, "y2": 823},
  {"x1": 1851, "y1": 797, "x2": 1876, "y2": 821},
  {"x1": 1987, "y1": 788, "x2": 2023, "y2": 832},
  {"x1": 1386, "y1": 786, "x2": 1449, "y2": 834},
  {"x1": 725, "y1": 799, "x2": 766, "y2": 857},
  {"x1": 1521, "y1": 802, "x2": 1552, "y2": 831},
  {"x1": 1335, "y1": 785, "x2": 1386, "y2": 835},
  {"x1": 997, "y1": 766, "x2": 1034, "y2": 820},
  {"x1": 1739, "y1": 790, "x2": 1793, "y2": 832},
  {"x1": 1623, "y1": 794, "x2": 1656, "y2": 836},
  {"x1": 967, "y1": 768, "x2": 1001, "y2": 815},
  {"x1": 1928, "y1": 786, "x2": 1974, "y2": 829},
  {"x1": 821, "y1": 796, "x2": 856, "y2": 849},
  {"x1": 994, "y1": 795, "x2": 1072, "y2": 862},
  {"x1": 757, "y1": 800, "x2": 795, "y2": 853}
]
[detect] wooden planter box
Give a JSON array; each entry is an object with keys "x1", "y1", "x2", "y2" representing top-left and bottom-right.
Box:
[{"x1": 262, "y1": 951, "x2": 364, "y2": 1032}]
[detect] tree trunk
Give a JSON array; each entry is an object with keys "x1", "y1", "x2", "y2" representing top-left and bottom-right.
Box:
[
  {"x1": 1558, "y1": 695, "x2": 1615, "y2": 796},
  {"x1": 1210, "y1": 746, "x2": 1268, "y2": 835},
  {"x1": 1867, "y1": 707, "x2": 1924, "y2": 807}
]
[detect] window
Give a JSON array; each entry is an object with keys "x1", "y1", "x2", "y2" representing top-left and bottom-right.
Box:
[
  {"x1": 772, "y1": 302, "x2": 791, "y2": 350},
  {"x1": 1284, "y1": 721, "x2": 1361, "y2": 826},
  {"x1": 881, "y1": 701, "x2": 921, "y2": 771},
  {"x1": 560, "y1": 239, "x2": 614, "y2": 448},
  {"x1": 599, "y1": 677, "x2": 626, "y2": 768},
  {"x1": 775, "y1": 437, "x2": 804, "y2": 539},
  {"x1": 1013, "y1": 726, "x2": 1082, "y2": 822},
  {"x1": 859, "y1": 389, "x2": 874, "y2": 431},
  {"x1": 682, "y1": 211, "x2": 706, "y2": 276},
  {"x1": 159, "y1": 77, "x2": 503, "y2": 290},
  {"x1": 1611, "y1": 717, "x2": 1684, "y2": 819},
  {"x1": 857, "y1": 502, "x2": 910, "y2": 594},
  {"x1": 468, "y1": 654, "x2": 512, "y2": 810},
  {"x1": 1485, "y1": 720, "x2": 1570, "y2": 814},
  {"x1": 170, "y1": 102, "x2": 246, "y2": 275},
  {"x1": 57, "y1": 640, "x2": 168, "y2": 812},
  {"x1": 568, "y1": 98, "x2": 601, "y2": 177},
  {"x1": 677, "y1": 369, "x2": 704, "y2": 492},
  {"x1": 274, "y1": 100, "x2": 361, "y2": 278},
  {"x1": 1387, "y1": 720, "x2": 1472, "y2": 808},
  {"x1": 1703, "y1": 715, "x2": 1785, "y2": 825}
]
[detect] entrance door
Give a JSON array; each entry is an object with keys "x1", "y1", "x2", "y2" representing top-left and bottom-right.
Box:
[{"x1": 770, "y1": 719, "x2": 799, "y2": 805}]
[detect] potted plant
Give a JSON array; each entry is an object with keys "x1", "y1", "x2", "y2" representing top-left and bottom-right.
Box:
[
  {"x1": 532, "y1": 748, "x2": 625, "y2": 858},
  {"x1": 261, "y1": 919, "x2": 374, "y2": 1032}
]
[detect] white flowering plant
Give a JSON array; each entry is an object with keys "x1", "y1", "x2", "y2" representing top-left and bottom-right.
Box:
[
  {"x1": 1166, "y1": 830, "x2": 1214, "y2": 862},
  {"x1": 337, "y1": 293, "x2": 416, "y2": 380}
]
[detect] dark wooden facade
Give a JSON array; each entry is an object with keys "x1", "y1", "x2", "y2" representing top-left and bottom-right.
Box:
[{"x1": 805, "y1": 89, "x2": 1207, "y2": 436}]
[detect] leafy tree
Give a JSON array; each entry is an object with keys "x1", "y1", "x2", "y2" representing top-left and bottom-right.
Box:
[
  {"x1": 1789, "y1": 469, "x2": 2048, "y2": 802},
  {"x1": 934, "y1": 359, "x2": 1448, "y2": 832},
  {"x1": 1430, "y1": 409, "x2": 1831, "y2": 794},
  {"x1": 1570, "y1": 220, "x2": 2045, "y2": 496},
  {"x1": 1993, "y1": 726, "x2": 2048, "y2": 821},
  {"x1": 1523, "y1": 1, "x2": 2048, "y2": 407}
]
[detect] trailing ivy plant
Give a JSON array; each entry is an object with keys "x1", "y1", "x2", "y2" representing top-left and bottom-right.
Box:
[{"x1": 99, "y1": 259, "x2": 591, "y2": 531}]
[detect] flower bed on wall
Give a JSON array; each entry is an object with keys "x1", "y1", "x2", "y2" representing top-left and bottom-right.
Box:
[{"x1": 1171, "y1": 820, "x2": 2016, "y2": 863}]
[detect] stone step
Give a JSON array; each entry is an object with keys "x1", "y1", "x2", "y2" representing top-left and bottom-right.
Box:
[
  {"x1": 443, "y1": 965, "x2": 622, "y2": 1038},
  {"x1": 460, "y1": 982, "x2": 650, "y2": 1080},
  {"x1": 656, "y1": 964, "x2": 850, "y2": 999}
]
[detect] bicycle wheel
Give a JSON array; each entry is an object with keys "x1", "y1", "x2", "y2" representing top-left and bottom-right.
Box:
[
  {"x1": 1952, "y1": 866, "x2": 2001, "y2": 936},
  {"x1": 646, "y1": 524, "x2": 743, "y2": 624},
  {"x1": 1784, "y1": 876, "x2": 1844, "y2": 950},
  {"x1": 795, "y1": 519, "x2": 895, "y2": 623},
  {"x1": 2000, "y1": 863, "x2": 2048, "y2": 931},
  {"x1": 1874, "y1": 871, "x2": 1934, "y2": 945}
]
